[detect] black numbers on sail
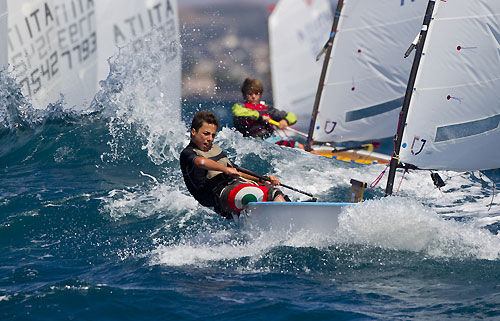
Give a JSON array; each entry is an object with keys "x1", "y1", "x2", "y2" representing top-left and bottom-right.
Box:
[
  {"x1": 20, "y1": 51, "x2": 59, "y2": 96},
  {"x1": 61, "y1": 32, "x2": 97, "y2": 69}
]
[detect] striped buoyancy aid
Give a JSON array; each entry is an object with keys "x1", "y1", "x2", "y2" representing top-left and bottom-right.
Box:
[{"x1": 193, "y1": 144, "x2": 233, "y2": 181}]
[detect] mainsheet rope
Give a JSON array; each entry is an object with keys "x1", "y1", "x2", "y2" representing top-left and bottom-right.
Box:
[
  {"x1": 369, "y1": 163, "x2": 390, "y2": 190},
  {"x1": 488, "y1": 169, "x2": 496, "y2": 211},
  {"x1": 395, "y1": 167, "x2": 409, "y2": 196}
]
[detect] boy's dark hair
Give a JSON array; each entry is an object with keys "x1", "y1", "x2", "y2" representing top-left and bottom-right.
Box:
[
  {"x1": 241, "y1": 78, "x2": 264, "y2": 98},
  {"x1": 191, "y1": 111, "x2": 219, "y2": 132}
]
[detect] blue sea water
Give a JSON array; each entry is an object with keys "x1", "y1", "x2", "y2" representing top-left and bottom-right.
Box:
[{"x1": 1, "y1": 49, "x2": 500, "y2": 320}]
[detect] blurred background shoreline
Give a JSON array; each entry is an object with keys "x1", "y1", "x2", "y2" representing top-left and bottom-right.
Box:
[{"x1": 179, "y1": 0, "x2": 280, "y2": 103}]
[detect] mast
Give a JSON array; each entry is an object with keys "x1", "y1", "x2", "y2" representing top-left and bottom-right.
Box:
[
  {"x1": 385, "y1": 0, "x2": 436, "y2": 196},
  {"x1": 305, "y1": 0, "x2": 344, "y2": 151}
]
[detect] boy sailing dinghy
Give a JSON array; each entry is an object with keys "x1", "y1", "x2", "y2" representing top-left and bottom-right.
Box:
[
  {"x1": 244, "y1": 0, "x2": 500, "y2": 231},
  {"x1": 269, "y1": 0, "x2": 428, "y2": 164}
]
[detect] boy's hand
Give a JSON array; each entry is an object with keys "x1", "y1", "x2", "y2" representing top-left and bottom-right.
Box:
[
  {"x1": 224, "y1": 167, "x2": 241, "y2": 178},
  {"x1": 268, "y1": 175, "x2": 280, "y2": 185},
  {"x1": 278, "y1": 119, "x2": 288, "y2": 129}
]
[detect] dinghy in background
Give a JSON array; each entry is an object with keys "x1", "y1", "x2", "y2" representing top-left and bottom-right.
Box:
[
  {"x1": 95, "y1": 0, "x2": 181, "y2": 110},
  {"x1": 5, "y1": 0, "x2": 65, "y2": 108},
  {"x1": 269, "y1": 0, "x2": 428, "y2": 165},
  {"x1": 306, "y1": 0, "x2": 428, "y2": 148}
]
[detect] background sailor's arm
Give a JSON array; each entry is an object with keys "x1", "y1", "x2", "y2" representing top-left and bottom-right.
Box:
[
  {"x1": 193, "y1": 157, "x2": 240, "y2": 178},
  {"x1": 278, "y1": 119, "x2": 288, "y2": 129},
  {"x1": 267, "y1": 106, "x2": 298, "y2": 128},
  {"x1": 284, "y1": 112, "x2": 298, "y2": 126}
]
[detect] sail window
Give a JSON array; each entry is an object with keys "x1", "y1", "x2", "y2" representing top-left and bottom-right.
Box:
[
  {"x1": 345, "y1": 97, "x2": 403, "y2": 122},
  {"x1": 435, "y1": 114, "x2": 500, "y2": 142}
]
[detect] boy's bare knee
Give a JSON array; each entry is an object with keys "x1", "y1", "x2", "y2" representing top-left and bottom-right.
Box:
[{"x1": 273, "y1": 194, "x2": 286, "y2": 202}]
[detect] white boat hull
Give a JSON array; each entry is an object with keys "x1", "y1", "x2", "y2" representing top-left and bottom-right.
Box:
[{"x1": 241, "y1": 202, "x2": 353, "y2": 233}]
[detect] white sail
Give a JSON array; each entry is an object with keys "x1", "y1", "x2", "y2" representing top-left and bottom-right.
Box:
[
  {"x1": 312, "y1": 0, "x2": 427, "y2": 143},
  {"x1": 7, "y1": 0, "x2": 63, "y2": 108},
  {"x1": 95, "y1": 0, "x2": 181, "y2": 109},
  {"x1": 0, "y1": 1, "x2": 7, "y2": 68},
  {"x1": 2, "y1": 0, "x2": 180, "y2": 110},
  {"x1": 5, "y1": 0, "x2": 98, "y2": 109},
  {"x1": 399, "y1": 0, "x2": 500, "y2": 172},
  {"x1": 52, "y1": 0, "x2": 98, "y2": 109},
  {"x1": 269, "y1": 0, "x2": 335, "y2": 133}
]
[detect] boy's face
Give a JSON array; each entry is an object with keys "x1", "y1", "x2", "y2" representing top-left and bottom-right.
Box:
[
  {"x1": 191, "y1": 121, "x2": 217, "y2": 152},
  {"x1": 245, "y1": 91, "x2": 262, "y2": 105}
]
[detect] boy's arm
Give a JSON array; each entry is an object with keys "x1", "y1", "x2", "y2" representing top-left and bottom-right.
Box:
[
  {"x1": 194, "y1": 157, "x2": 280, "y2": 185},
  {"x1": 193, "y1": 157, "x2": 240, "y2": 178}
]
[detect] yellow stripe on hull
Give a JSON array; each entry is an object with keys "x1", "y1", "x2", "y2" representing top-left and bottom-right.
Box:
[{"x1": 314, "y1": 150, "x2": 390, "y2": 165}]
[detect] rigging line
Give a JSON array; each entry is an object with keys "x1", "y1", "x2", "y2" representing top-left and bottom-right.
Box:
[
  {"x1": 273, "y1": 127, "x2": 291, "y2": 140},
  {"x1": 395, "y1": 168, "x2": 409, "y2": 196},
  {"x1": 279, "y1": 128, "x2": 291, "y2": 140},
  {"x1": 320, "y1": 71, "x2": 406, "y2": 86},
  {"x1": 369, "y1": 164, "x2": 389, "y2": 190},
  {"x1": 488, "y1": 169, "x2": 496, "y2": 211},
  {"x1": 273, "y1": 128, "x2": 286, "y2": 139}
]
